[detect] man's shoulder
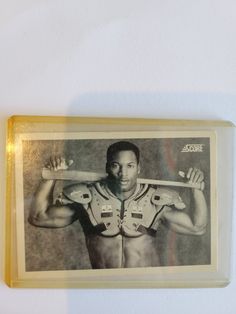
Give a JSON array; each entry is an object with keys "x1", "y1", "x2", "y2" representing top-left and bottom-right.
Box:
[
  {"x1": 151, "y1": 187, "x2": 186, "y2": 210},
  {"x1": 63, "y1": 182, "x2": 92, "y2": 204},
  {"x1": 62, "y1": 180, "x2": 108, "y2": 203}
]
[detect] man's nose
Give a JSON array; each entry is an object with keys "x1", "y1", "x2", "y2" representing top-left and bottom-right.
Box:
[{"x1": 119, "y1": 166, "x2": 127, "y2": 176}]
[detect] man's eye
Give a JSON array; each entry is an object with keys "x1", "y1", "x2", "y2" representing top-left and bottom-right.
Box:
[
  {"x1": 111, "y1": 163, "x2": 119, "y2": 169},
  {"x1": 128, "y1": 164, "x2": 134, "y2": 168}
]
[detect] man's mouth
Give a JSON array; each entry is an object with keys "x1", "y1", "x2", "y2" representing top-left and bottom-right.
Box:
[{"x1": 119, "y1": 179, "x2": 129, "y2": 185}]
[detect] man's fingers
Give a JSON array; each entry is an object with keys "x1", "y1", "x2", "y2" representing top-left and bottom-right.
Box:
[
  {"x1": 188, "y1": 168, "x2": 197, "y2": 183},
  {"x1": 192, "y1": 171, "x2": 201, "y2": 183},
  {"x1": 187, "y1": 168, "x2": 193, "y2": 179},
  {"x1": 50, "y1": 156, "x2": 57, "y2": 169},
  {"x1": 190, "y1": 168, "x2": 198, "y2": 183},
  {"x1": 194, "y1": 171, "x2": 204, "y2": 183},
  {"x1": 59, "y1": 158, "x2": 73, "y2": 169},
  {"x1": 56, "y1": 156, "x2": 62, "y2": 170},
  {"x1": 68, "y1": 159, "x2": 74, "y2": 166},
  {"x1": 44, "y1": 162, "x2": 51, "y2": 169},
  {"x1": 45, "y1": 156, "x2": 73, "y2": 171},
  {"x1": 60, "y1": 157, "x2": 66, "y2": 167},
  {"x1": 192, "y1": 169, "x2": 204, "y2": 183},
  {"x1": 186, "y1": 167, "x2": 204, "y2": 185},
  {"x1": 199, "y1": 172, "x2": 204, "y2": 182}
]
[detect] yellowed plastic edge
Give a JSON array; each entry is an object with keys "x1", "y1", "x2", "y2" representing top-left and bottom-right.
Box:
[
  {"x1": 5, "y1": 118, "x2": 14, "y2": 287},
  {"x1": 8, "y1": 279, "x2": 230, "y2": 289},
  {"x1": 8, "y1": 115, "x2": 235, "y2": 127}
]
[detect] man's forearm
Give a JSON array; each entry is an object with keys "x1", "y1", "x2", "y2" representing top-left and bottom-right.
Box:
[{"x1": 192, "y1": 189, "x2": 208, "y2": 232}]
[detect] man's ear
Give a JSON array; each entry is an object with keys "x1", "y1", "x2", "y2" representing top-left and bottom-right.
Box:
[{"x1": 138, "y1": 164, "x2": 141, "y2": 174}]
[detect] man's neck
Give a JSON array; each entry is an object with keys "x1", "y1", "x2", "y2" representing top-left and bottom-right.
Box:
[{"x1": 116, "y1": 187, "x2": 137, "y2": 201}]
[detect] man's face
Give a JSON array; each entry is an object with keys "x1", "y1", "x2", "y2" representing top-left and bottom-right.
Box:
[{"x1": 106, "y1": 150, "x2": 140, "y2": 193}]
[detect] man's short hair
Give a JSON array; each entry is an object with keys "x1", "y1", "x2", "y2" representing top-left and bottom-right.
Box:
[{"x1": 106, "y1": 141, "x2": 140, "y2": 164}]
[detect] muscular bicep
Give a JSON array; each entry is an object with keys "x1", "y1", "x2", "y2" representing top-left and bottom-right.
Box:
[
  {"x1": 162, "y1": 207, "x2": 205, "y2": 235},
  {"x1": 29, "y1": 204, "x2": 80, "y2": 228}
]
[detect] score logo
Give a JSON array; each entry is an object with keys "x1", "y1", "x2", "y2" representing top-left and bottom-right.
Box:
[{"x1": 181, "y1": 144, "x2": 204, "y2": 152}]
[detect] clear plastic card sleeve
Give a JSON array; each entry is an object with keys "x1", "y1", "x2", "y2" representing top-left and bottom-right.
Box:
[{"x1": 5, "y1": 116, "x2": 234, "y2": 288}]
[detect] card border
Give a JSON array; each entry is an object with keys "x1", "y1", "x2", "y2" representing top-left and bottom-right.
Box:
[{"x1": 14, "y1": 130, "x2": 217, "y2": 282}]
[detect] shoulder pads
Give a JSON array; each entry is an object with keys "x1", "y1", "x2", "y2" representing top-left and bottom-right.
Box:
[
  {"x1": 151, "y1": 188, "x2": 186, "y2": 210},
  {"x1": 63, "y1": 183, "x2": 92, "y2": 204}
]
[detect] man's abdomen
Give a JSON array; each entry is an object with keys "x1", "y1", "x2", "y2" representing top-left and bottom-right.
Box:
[{"x1": 86, "y1": 234, "x2": 160, "y2": 269}]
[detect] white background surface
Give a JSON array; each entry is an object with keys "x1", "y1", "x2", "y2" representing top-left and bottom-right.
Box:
[{"x1": 0, "y1": 1, "x2": 235, "y2": 313}]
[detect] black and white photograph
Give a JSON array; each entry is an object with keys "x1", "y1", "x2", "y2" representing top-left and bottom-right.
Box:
[{"x1": 15, "y1": 131, "x2": 216, "y2": 278}]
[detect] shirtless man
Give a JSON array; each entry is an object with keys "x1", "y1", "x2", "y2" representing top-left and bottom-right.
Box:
[{"x1": 29, "y1": 141, "x2": 208, "y2": 268}]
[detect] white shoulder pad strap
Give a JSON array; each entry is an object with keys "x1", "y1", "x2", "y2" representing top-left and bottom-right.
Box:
[
  {"x1": 151, "y1": 188, "x2": 186, "y2": 210},
  {"x1": 63, "y1": 183, "x2": 92, "y2": 204}
]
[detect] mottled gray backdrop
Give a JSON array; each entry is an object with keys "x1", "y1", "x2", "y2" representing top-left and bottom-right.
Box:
[{"x1": 22, "y1": 137, "x2": 211, "y2": 271}]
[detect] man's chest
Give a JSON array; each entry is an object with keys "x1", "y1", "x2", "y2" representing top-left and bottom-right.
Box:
[{"x1": 87, "y1": 187, "x2": 164, "y2": 237}]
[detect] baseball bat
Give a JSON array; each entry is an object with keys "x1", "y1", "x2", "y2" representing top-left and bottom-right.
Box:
[{"x1": 42, "y1": 168, "x2": 204, "y2": 190}]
